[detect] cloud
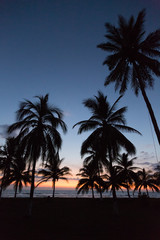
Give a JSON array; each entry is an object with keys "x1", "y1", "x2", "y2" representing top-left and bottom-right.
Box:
[
  {"x1": 138, "y1": 151, "x2": 155, "y2": 160},
  {"x1": 136, "y1": 160, "x2": 160, "y2": 171},
  {"x1": 135, "y1": 150, "x2": 160, "y2": 171}
]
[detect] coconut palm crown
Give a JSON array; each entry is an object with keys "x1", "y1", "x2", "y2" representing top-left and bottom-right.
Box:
[
  {"x1": 76, "y1": 162, "x2": 103, "y2": 198},
  {"x1": 37, "y1": 152, "x2": 71, "y2": 198},
  {"x1": 73, "y1": 92, "x2": 141, "y2": 162},
  {"x1": 134, "y1": 168, "x2": 159, "y2": 197},
  {"x1": 97, "y1": 9, "x2": 160, "y2": 144},
  {"x1": 103, "y1": 165, "x2": 127, "y2": 199},
  {"x1": 116, "y1": 153, "x2": 138, "y2": 197},
  {"x1": 0, "y1": 138, "x2": 17, "y2": 197}
]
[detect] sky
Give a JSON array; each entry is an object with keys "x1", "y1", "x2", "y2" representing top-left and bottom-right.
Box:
[{"x1": 0, "y1": 0, "x2": 160, "y2": 189}]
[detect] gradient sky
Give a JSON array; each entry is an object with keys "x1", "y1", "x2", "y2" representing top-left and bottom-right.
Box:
[{"x1": 0, "y1": 0, "x2": 160, "y2": 188}]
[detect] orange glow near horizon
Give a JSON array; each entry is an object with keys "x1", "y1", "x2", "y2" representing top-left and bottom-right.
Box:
[{"x1": 35, "y1": 179, "x2": 78, "y2": 189}]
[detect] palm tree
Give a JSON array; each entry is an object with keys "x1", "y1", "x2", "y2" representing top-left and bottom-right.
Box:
[
  {"x1": 8, "y1": 94, "x2": 67, "y2": 203},
  {"x1": 81, "y1": 140, "x2": 106, "y2": 199},
  {"x1": 76, "y1": 162, "x2": 103, "y2": 198},
  {"x1": 37, "y1": 152, "x2": 71, "y2": 198},
  {"x1": 134, "y1": 168, "x2": 159, "y2": 197},
  {"x1": 73, "y1": 92, "x2": 141, "y2": 166},
  {"x1": 0, "y1": 138, "x2": 16, "y2": 197},
  {"x1": 2, "y1": 140, "x2": 31, "y2": 198},
  {"x1": 97, "y1": 9, "x2": 160, "y2": 144},
  {"x1": 116, "y1": 153, "x2": 138, "y2": 197},
  {"x1": 103, "y1": 165, "x2": 127, "y2": 199},
  {"x1": 4, "y1": 164, "x2": 31, "y2": 198}
]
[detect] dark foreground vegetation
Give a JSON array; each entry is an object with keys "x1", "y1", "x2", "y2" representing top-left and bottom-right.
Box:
[{"x1": 0, "y1": 198, "x2": 160, "y2": 240}]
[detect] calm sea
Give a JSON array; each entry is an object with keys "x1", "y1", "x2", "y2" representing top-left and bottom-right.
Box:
[{"x1": 1, "y1": 187, "x2": 160, "y2": 198}]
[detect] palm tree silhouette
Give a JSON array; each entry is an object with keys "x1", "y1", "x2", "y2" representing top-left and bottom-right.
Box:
[
  {"x1": 97, "y1": 9, "x2": 160, "y2": 144},
  {"x1": 37, "y1": 152, "x2": 71, "y2": 198},
  {"x1": 81, "y1": 140, "x2": 106, "y2": 198},
  {"x1": 116, "y1": 153, "x2": 138, "y2": 198},
  {"x1": 76, "y1": 162, "x2": 103, "y2": 198},
  {"x1": 0, "y1": 138, "x2": 16, "y2": 197},
  {"x1": 134, "y1": 168, "x2": 159, "y2": 197},
  {"x1": 4, "y1": 163, "x2": 31, "y2": 198},
  {"x1": 73, "y1": 92, "x2": 141, "y2": 166},
  {"x1": 103, "y1": 165, "x2": 127, "y2": 199},
  {"x1": 8, "y1": 94, "x2": 67, "y2": 213}
]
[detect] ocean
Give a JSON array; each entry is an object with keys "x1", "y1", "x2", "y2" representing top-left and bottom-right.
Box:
[{"x1": 1, "y1": 187, "x2": 160, "y2": 198}]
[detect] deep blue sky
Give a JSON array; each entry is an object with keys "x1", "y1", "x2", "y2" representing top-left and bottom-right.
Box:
[{"x1": 0, "y1": 0, "x2": 160, "y2": 176}]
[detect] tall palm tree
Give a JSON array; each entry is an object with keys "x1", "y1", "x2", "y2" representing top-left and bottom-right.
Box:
[
  {"x1": 37, "y1": 152, "x2": 71, "y2": 198},
  {"x1": 116, "y1": 153, "x2": 138, "y2": 197},
  {"x1": 8, "y1": 94, "x2": 67, "y2": 202},
  {"x1": 97, "y1": 9, "x2": 160, "y2": 144},
  {"x1": 0, "y1": 138, "x2": 16, "y2": 197},
  {"x1": 134, "y1": 168, "x2": 159, "y2": 197},
  {"x1": 76, "y1": 162, "x2": 103, "y2": 198},
  {"x1": 73, "y1": 92, "x2": 141, "y2": 165}
]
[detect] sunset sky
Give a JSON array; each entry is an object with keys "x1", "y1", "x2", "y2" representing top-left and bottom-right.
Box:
[{"x1": 0, "y1": 0, "x2": 160, "y2": 189}]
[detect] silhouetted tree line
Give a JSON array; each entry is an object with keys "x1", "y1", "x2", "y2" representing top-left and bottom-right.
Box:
[
  {"x1": 0, "y1": 92, "x2": 159, "y2": 202},
  {"x1": 0, "y1": 9, "x2": 160, "y2": 215},
  {"x1": 74, "y1": 92, "x2": 160, "y2": 199}
]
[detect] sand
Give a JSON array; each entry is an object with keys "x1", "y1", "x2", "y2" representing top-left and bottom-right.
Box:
[{"x1": 0, "y1": 197, "x2": 159, "y2": 240}]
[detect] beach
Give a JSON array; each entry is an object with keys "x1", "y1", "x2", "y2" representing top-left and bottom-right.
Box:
[{"x1": 0, "y1": 198, "x2": 160, "y2": 240}]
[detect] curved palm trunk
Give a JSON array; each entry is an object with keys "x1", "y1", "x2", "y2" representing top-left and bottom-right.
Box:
[
  {"x1": 52, "y1": 179, "x2": 55, "y2": 198},
  {"x1": 139, "y1": 81, "x2": 160, "y2": 145}
]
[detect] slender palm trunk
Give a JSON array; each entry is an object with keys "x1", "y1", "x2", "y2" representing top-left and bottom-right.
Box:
[
  {"x1": 139, "y1": 81, "x2": 160, "y2": 145},
  {"x1": 0, "y1": 170, "x2": 7, "y2": 198},
  {"x1": 30, "y1": 160, "x2": 36, "y2": 199},
  {"x1": 99, "y1": 184, "x2": 103, "y2": 199},
  {"x1": 108, "y1": 146, "x2": 113, "y2": 168},
  {"x1": 52, "y1": 179, "x2": 55, "y2": 198},
  {"x1": 91, "y1": 186, "x2": 94, "y2": 199},
  {"x1": 112, "y1": 186, "x2": 117, "y2": 199},
  {"x1": 127, "y1": 185, "x2": 130, "y2": 198},
  {"x1": 27, "y1": 159, "x2": 36, "y2": 216},
  {"x1": 97, "y1": 164, "x2": 103, "y2": 199},
  {"x1": 146, "y1": 187, "x2": 149, "y2": 197},
  {"x1": 0, "y1": 182, "x2": 3, "y2": 198},
  {"x1": 14, "y1": 182, "x2": 18, "y2": 198}
]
